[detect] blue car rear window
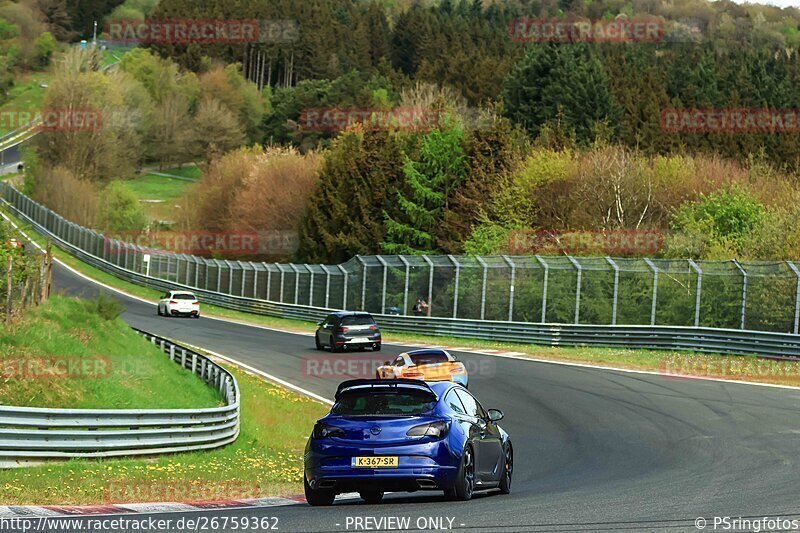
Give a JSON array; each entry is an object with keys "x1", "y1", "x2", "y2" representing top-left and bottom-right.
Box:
[{"x1": 332, "y1": 392, "x2": 436, "y2": 415}]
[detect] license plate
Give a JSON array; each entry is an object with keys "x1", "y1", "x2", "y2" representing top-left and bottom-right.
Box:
[
  {"x1": 351, "y1": 456, "x2": 398, "y2": 468},
  {"x1": 350, "y1": 337, "x2": 370, "y2": 343}
]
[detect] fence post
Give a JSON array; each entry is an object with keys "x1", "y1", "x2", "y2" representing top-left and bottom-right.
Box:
[
  {"x1": 307, "y1": 264, "x2": 315, "y2": 306},
  {"x1": 476, "y1": 256, "x2": 488, "y2": 321},
  {"x1": 376, "y1": 256, "x2": 389, "y2": 314},
  {"x1": 322, "y1": 265, "x2": 331, "y2": 308},
  {"x1": 279, "y1": 264, "x2": 286, "y2": 303},
  {"x1": 5, "y1": 255, "x2": 12, "y2": 324},
  {"x1": 732, "y1": 259, "x2": 747, "y2": 330},
  {"x1": 357, "y1": 256, "x2": 367, "y2": 311},
  {"x1": 338, "y1": 264, "x2": 348, "y2": 310},
  {"x1": 422, "y1": 255, "x2": 434, "y2": 317},
  {"x1": 398, "y1": 256, "x2": 410, "y2": 316},
  {"x1": 787, "y1": 261, "x2": 800, "y2": 335},
  {"x1": 688, "y1": 260, "x2": 702, "y2": 327},
  {"x1": 265, "y1": 263, "x2": 272, "y2": 301},
  {"x1": 605, "y1": 257, "x2": 619, "y2": 325},
  {"x1": 535, "y1": 255, "x2": 548, "y2": 323},
  {"x1": 502, "y1": 255, "x2": 516, "y2": 322},
  {"x1": 226, "y1": 260, "x2": 234, "y2": 295},
  {"x1": 191, "y1": 352, "x2": 197, "y2": 374},
  {"x1": 290, "y1": 264, "x2": 301, "y2": 305},
  {"x1": 449, "y1": 255, "x2": 460, "y2": 318},
  {"x1": 567, "y1": 256, "x2": 582, "y2": 325},
  {"x1": 169, "y1": 344, "x2": 175, "y2": 361},
  {"x1": 643, "y1": 258, "x2": 658, "y2": 326},
  {"x1": 251, "y1": 262, "x2": 258, "y2": 298}
]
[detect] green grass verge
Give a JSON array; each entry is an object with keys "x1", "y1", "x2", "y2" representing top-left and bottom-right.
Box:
[
  {"x1": 123, "y1": 173, "x2": 195, "y2": 222},
  {"x1": 0, "y1": 71, "x2": 50, "y2": 136},
  {"x1": 0, "y1": 363, "x2": 327, "y2": 505},
  {"x1": 0, "y1": 296, "x2": 221, "y2": 409},
  {"x1": 6, "y1": 206, "x2": 800, "y2": 390},
  {"x1": 160, "y1": 164, "x2": 201, "y2": 180}
]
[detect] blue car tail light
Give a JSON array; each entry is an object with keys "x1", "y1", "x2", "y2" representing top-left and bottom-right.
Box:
[
  {"x1": 406, "y1": 420, "x2": 450, "y2": 439},
  {"x1": 313, "y1": 422, "x2": 345, "y2": 439}
]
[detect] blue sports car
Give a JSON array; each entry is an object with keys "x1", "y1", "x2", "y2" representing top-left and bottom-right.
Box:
[{"x1": 303, "y1": 379, "x2": 512, "y2": 506}]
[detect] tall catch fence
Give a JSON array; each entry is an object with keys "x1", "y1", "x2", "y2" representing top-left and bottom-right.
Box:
[{"x1": 2, "y1": 183, "x2": 799, "y2": 335}]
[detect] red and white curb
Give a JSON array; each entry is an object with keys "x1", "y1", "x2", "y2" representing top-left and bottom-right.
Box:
[{"x1": 0, "y1": 496, "x2": 306, "y2": 518}]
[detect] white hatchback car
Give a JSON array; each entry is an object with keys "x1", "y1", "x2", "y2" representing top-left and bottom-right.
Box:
[{"x1": 157, "y1": 291, "x2": 200, "y2": 318}]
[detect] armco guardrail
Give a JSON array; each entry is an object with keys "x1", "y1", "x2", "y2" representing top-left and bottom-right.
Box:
[
  {"x1": 0, "y1": 330, "x2": 239, "y2": 460},
  {"x1": 2, "y1": 183, "x2": 800, "y2": 358}
]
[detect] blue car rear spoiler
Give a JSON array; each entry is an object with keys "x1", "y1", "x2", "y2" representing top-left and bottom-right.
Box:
[{"x1": 335, "y1": 379, "x2": 437, "y2": 401}]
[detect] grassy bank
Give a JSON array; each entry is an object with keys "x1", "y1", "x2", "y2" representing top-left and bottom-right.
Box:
[
  {"x1": 5, "y1": 207, "x2": 800, "y2": 390},
  {"x1": 0, "y1": 296, "x2": 220, "y2": 409},
  {"x1": 124, "y1": 173, "x2": 195, "y2": 223},
  {"x1": 0, "y1": 363, "x2": 327, "y2": 504}
]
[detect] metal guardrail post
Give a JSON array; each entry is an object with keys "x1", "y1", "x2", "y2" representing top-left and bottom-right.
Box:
[
  {"x1": 605, "y1": 257, "x2": 619, "y2": 325},
  {"x1": 643, "y1": 258, "x2": 659, "y2": 326},
  {"x1": 732, "y1": 259, "x2": 747, "y2": 330},
  {"x1": 476, "y1": 256, "x2": 488, "y2": 320},
  {"x1": 449, "y1": 255, "x2": 460, "y2": 318},
  {"x1": 399, "y1": 256, "x2": 410, "y2": 315},
  {"x1": 502, "y1": 255, "x2": 516, "y2": 322},
  {"x1": 265, "y1": 263, "x2": 272, "y2": 301},
  {"x1": 789, "y1": 261, "x2": 800, "y2": 335},
  {"x1": 567, "y1": 256, "x2": 582, "y2": 325},
  {"x1": 422, "y1": 255, "x2": 434, "y2": 316},
  {"x1": 357, "y1": 256, "x2": 367, "y2": 311},
  {"x1": 688, "y1": 259, "x2": 702, "y2": 327},
  {"x1": 535, "y1": 255, "x2": 548, "y2": 323},
  {"x1": 376, "y1": 256, "x2": 388, "y2": 314}
]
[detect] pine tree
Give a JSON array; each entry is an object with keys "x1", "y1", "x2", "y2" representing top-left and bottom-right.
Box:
[{"x1": 382, "y1": 121, "x2": 468, "y2": 254}]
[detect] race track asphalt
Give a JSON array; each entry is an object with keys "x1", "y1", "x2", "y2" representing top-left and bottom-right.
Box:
[{"x1": 40, "y1": 262, "x2": 800, "y2": 532}]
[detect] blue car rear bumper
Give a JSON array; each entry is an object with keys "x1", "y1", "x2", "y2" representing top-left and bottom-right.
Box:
[{"x1": 305, "y1": 438, "x2": 460, "y2": 493}]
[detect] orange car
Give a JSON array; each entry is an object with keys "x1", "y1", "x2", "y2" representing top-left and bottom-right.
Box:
[{"x1": 375, "y1": 349, "x2": 468, "y2": 388}]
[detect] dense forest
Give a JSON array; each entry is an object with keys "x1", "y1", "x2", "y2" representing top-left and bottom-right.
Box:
[{"x1": 14, "y1": 0, "x2": 800, "y2": 264}]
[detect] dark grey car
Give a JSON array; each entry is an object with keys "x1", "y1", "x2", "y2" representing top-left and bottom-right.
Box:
[{"x1": 314, "y1": 312, "x2": 382, "y2": 352}]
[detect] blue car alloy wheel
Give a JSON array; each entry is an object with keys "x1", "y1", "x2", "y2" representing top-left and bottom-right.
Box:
[{"x1": 303, "y1": 379, "x2": 512, "y2": 506}]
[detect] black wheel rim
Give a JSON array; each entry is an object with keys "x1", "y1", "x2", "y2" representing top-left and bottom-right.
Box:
[
  {"x1": 505, "y1": 446, "x2": 513, "y2": 486},
  {"x1": 464, "y1": 447, "x2": 475, "y2": 497}
]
